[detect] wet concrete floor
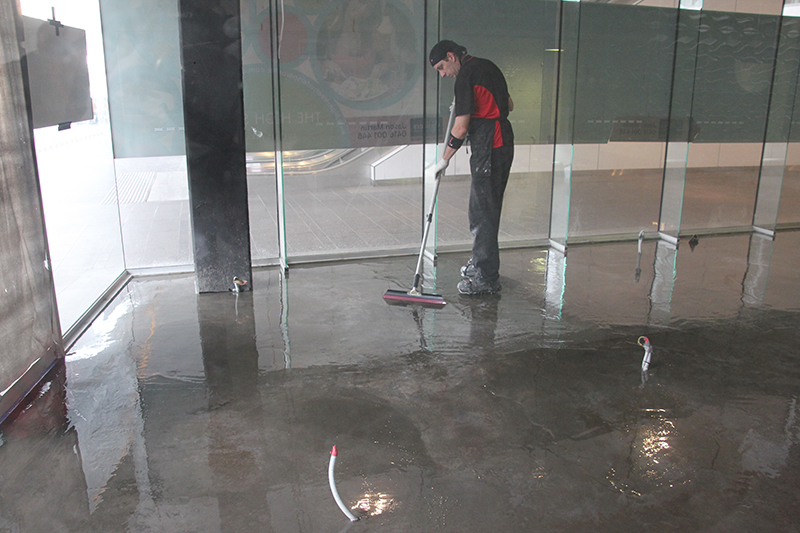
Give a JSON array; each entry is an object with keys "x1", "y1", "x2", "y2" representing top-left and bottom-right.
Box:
[{"x1": 2, "y1": 231, "x2": 800, "y2": 532}]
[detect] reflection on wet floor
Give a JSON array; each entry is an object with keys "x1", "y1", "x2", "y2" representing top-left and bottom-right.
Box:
[{"x1": 1, "y1": 231, "x2": 800, "y2": 532}]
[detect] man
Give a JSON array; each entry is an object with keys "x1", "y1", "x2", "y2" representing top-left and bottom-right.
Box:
[{"x1": 429, "y1": 40, "x2": 514, "y2": 295}]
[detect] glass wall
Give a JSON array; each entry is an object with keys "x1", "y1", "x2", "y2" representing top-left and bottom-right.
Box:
[
  {"x1": 27, "y1": 0, "x2": 800, "y2": 336},
  {"x1": 20, "y1": 0, "x2": 126, "y2": 334},
  {"x1": 98, "y1": 0, "x2": 800, "y2": 272},
  {"x1": 569, "y1": 2, "x2": 676, "y2": 240},
  {"x1": 439, "y1": 0, "x2": 558, "y2": 249},
  {"x1": 437, "y1": 0, "x2": 798, "y2": 251},
  {"x1": 659, "y1": 3, "x2": 701, "y2": 240},
  {"x1": 242, "y1": 0, "x2": 435, "y2": 263},
  {"x1": 753, "y1": 10, "x2": 800, "y2": 233},
  {"x1": 99, "y1": 0, "x2": 193, "y2": 270},
  {"x1": 682, "y1": 9, "x2": 781, "y2": 232}
]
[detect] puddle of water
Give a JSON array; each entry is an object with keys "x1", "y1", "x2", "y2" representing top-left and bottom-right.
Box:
[{"x1": 3, "y1": 234, "x2": 800, "y2": 531}]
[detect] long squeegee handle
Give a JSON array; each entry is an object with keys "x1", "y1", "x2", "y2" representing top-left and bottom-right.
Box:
[{"x1": 412, "y1": 98, "x2": 457, "y2": 293}]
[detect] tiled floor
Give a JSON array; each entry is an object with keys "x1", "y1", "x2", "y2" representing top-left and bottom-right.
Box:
[{"x1": 115, "y1": 155, "x2": 552, "y2": 265}]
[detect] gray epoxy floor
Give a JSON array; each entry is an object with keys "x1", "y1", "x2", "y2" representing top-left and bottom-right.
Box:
[{"x1": 2, "y1": 232, "x2": 800, "y2": 532}]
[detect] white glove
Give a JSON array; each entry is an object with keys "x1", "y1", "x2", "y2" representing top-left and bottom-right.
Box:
[{"x1": 434, "y1": 158, "x2": 449, "y2": 176}]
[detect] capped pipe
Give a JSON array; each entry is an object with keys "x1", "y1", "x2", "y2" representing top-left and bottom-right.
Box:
[
  {"x1": 329, "y1": 446, "x2": 359, "y2": 522},
  {"x1": 638, "y1": 336, "x2": 652, "y2": 372}
]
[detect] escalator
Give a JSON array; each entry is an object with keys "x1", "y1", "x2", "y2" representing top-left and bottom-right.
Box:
[{"x1": 246, "y1": 148, "x2": 376, "y2": 175}]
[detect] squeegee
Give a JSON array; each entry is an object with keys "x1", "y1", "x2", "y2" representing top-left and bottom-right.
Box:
[{"x1": 383, "y1": 99, "x2": 456, "y2": 308}]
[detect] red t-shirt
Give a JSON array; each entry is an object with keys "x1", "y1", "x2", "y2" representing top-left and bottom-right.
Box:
[{"x1": 454, "y1": 55, "x2": 513, "y2": 149}]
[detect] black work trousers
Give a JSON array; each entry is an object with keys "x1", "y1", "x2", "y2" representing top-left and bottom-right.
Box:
[{"x1": 468, "y1": 144, "x2": 514, "y2": 284}]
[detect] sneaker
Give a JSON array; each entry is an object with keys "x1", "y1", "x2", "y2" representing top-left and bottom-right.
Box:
[
  {"x1": 460, "y1": 258, "x2": 476, "y2": 278},
  {"x1": 457, "y1": 276, "x2": 501, "y2": 295}
]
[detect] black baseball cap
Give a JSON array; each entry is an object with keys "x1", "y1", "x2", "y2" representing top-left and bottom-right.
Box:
[{"x1": 429, "y1": 40, "x2": 466, "y2": 66}]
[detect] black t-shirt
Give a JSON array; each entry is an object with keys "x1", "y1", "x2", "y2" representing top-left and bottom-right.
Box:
[{"x1": 454, "y1": 55, "x2": 513, "y2": 149}]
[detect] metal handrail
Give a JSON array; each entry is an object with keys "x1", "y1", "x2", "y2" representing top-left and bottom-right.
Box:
[{"x1": 246, "y1": 148, "x2": 373, "y2": 175}]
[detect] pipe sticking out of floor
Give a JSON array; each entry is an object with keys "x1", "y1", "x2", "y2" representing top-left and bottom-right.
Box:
[
  {"x1": 329, "y1": 445, "x2": 359, "y2": 522},
  {"x1": 638, "y1": 336, "x2": 652, "y2": 372}
]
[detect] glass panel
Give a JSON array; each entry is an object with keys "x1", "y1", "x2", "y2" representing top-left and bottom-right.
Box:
[
  {"x1": 255, "y1": 0, "x2": 426, "y2": 261},
  {"x1": 754, "y1": 142, "x2": 789, "y2": 230},
  {"x1": 113, "y1": 156, "x2": 193, "y2": 269},
  {"x1": 778, "y1": 9, "x2": 800, "y2": 226},
  {"x1": 753, "y1": 15, "x2": 800, "y2": 232},
  {"x1": 551, "y1": 0, "x2": 581, "y2": 249},
  {"x1": 682, "y1": 10, "x2": 780, "y2": 232},
  {"x1": 569, "y1": 3, "x2": 677, "y2": 240},
  {"x1": 660, "y1": 6, "x2": 703, "y2": 238},
  {"x1": 21, "y1": 0, "x2": 126, "y2": 332},
  {"x1": 779, "y1": 143, "x2": 800, "y2": 224},
  {"x1": 551, "y1": 144, "x2": 573, "y2": 249},
  {"x1": 439, "y1": 0, "x2": 559, "y2": 251},
  {"x1": 99, "y1": 0, "x2": 192, "y2": 270},
  {"x1": 421, "y1": 0, "x2": 444, "y2": 293},
  {"x1": 242, "y1": 0, "x2": 284, "y2": 267}
]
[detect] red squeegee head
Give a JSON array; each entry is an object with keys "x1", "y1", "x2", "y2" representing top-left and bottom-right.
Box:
[{"x1": 383, "y1": 289, "x2": 447, "y2": 308}]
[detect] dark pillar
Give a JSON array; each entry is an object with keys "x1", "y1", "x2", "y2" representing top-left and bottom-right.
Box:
[{"x1": 179, "y1": 0, "x2": 251, "y2": 293}]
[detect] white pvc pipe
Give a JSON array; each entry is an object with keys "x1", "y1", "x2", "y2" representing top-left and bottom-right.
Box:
[
  {"x1": 329, "y1": 446, "x2": 359, "y2": 522},
  {"x1": 638, "y1": 336, "x2": 652, "y2": 372}
]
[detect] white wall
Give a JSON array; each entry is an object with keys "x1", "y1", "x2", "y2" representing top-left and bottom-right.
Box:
[{"x1": 373, "y1": 142, "x2": 800, "y2": 181}]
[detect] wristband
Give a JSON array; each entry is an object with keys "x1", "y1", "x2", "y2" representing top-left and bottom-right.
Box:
[{"x1": 447, "y1": 135, "x2": 464, "y2": 150}]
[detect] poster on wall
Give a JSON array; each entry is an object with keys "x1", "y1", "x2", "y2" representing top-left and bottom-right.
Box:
[
  {"x1": 20, "y1": 16, "x2": 93, "y2": 129},
  {"x1": 241, "y1": 0, "x2": 426, "y2": 151}
]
